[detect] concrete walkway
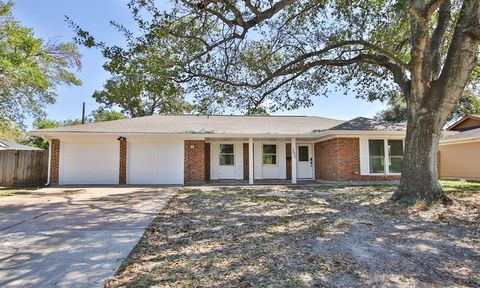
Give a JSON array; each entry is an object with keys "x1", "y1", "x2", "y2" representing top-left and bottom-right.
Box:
[{"x1": 0, "y1": 187, "x2": 178, "y2": 288}]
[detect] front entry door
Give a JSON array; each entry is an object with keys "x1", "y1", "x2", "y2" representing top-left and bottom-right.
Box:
[{"x1": 297, "y1": 144, "x2": 313, "y2": 179}]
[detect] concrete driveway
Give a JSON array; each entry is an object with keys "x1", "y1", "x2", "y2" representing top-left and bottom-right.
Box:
[{"x1": 0, "y1": 186, "x2": 178, "y2": 288}]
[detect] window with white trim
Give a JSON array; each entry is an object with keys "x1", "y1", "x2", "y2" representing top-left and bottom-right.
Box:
[
  {"x1": 368, "y1": 139, "x2": 403, "y2": 174},
  {"x1": 388, "y1": 140, "x2": 403, "y2": 173},
  {"x1": 219, "y1": 144, "x2": 234, "y2": 166},
  {"x1": 263, "y1": 144, "x2": 277, "y2": 165},
  {"x1": 368, "y1": 140, "x2": 385, "y2": 173}
]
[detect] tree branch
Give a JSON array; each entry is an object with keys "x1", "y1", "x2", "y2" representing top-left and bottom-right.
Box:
[
  {"x1": 434, "y1": 0, "x2": 480, "y2": 108},
  {"x1": 186, "y1": 52, "x2": 408, "y2": 94},
  {"x1": 428, "y1": 0, "x2": 451, "y2": 79},
  {"x1": 425, "y1": 0, "x2": 446, "y2": 17}
]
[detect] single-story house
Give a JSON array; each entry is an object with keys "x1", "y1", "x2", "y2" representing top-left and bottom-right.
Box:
[
  {"x1": 29, "y1": 115, "x2": 409, "y2": 186},
  {"x1": 438, "y1": 114, "x2": 480, "y2": 180}
]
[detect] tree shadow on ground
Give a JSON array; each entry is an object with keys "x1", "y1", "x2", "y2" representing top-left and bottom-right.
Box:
[
  {"x1": 109, "y1": 186, "x2": 480, "y2": 288},
  {"x1": 0, "y1": 187, "x2": 176, "y2": 288}
]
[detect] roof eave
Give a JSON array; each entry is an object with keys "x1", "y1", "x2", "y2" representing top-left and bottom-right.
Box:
[
  {"x1": 446, "y1": 115, "x2": 480, "y2": 131},
  {"x1": 28, "y1": 129, "x2": 408, "y2": 139},
  {"x1": 439, "y1": 137, "x2": 480, "y2": 145}
]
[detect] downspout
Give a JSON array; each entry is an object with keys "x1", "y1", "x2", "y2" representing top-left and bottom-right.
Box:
[{"x1": 45, "y1": 138, "x2": 51, "y2": 186}]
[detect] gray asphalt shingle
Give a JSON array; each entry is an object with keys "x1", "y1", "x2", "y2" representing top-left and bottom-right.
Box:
[{"x1": 30, "y1": 115, "x2": 346, "y2": 136}]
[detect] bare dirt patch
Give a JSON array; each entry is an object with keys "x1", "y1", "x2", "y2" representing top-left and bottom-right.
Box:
[{"x1": 106, "y1": 184, "x2": 479, "y2": 288}]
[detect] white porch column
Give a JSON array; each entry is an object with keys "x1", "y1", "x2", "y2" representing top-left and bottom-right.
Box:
[
  {"x1": 291, "y1": 138, "x2": 297, "y2": 184},
  {"x1": 249, "y1": 138, "x2": 254, "y2": 184}
]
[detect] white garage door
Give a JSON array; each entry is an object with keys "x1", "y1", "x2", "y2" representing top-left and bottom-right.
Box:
[
  {"x1": 127, "y1": 140, "x2": 184, "y2": 184},
  {"x1": 60, "y1": 141, "x2": 119, "y2": 185}
]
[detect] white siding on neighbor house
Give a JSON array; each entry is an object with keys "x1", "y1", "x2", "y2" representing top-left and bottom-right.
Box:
[
  {"x1": 59, "y1": 140, "x2": 119, "y2": 185},
  {"x1": 254, "y1": 141, "x2": 287, "y2": 180},
  {"x1": 209, "y1": 141, "x2": 243, "y2": 180},
  {"x1": 127, "y1": 138, "x2": 184, "y2": 185}
]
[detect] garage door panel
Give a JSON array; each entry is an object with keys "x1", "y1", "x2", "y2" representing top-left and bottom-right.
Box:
[
  {"x1": 127, "y1": 140, "x2": 184, "y2": 184},
  {"x1": 60, "y1": 141, "x2": 119, "y2": 185}
]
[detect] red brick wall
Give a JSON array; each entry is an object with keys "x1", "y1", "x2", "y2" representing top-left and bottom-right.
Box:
[
  {"x1": 119, "y1": 138, "x2": 127, "y2": 185},
  {"x1": 315, "y1": 138, "x2": 400, "y2": 182},
  {"x1": 205, "y1": 143, "x2": 210, "y2": 181},
  {"x1": 50, "y1": 139, "x2": 60, "y2": 185},
  {"x1": 286, "y1": 143, "x2": 292, "y2": 180},
  {"x1": 243, "y1": 143, "x2": 249, "y2": 180},
  {"x1": 184, "y1": 140, "x2": 206, "y2": 183}
]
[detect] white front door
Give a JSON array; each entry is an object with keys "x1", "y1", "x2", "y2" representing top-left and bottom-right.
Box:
[
  {"x1": 217, "y1": 143, "x2": 236, "y2": 179},
  {"x1": 297, "y1": 144, "x2": 313, "y2": 179}
]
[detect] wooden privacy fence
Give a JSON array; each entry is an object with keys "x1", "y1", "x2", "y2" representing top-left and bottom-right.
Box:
[{"x1": 0, "y1": 150, "x2": 48, "y2": 186}]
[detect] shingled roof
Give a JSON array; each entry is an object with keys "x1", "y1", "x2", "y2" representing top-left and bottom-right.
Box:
[
  {"x1": 30, "y1": 115, "x2": 345, "y2": 136},
  {"x1": 328, "y1": 117, "x2": 406, "y2": 131},
  {"x1": 441, "y1": 127, "x2": 480, "y2": 143},
  {"x1": 0, "y1": 140, "x2": 42, "y2": 150}
]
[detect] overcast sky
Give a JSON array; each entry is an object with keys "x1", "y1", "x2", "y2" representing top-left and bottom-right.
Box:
[{"x1": 13, "y1": 0, "x2": 387, "y2": 124}]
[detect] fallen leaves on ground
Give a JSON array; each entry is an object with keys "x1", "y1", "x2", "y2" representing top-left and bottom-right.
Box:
[{"x1": 105, "y1": 184, "x2": 480, "y2": 288}]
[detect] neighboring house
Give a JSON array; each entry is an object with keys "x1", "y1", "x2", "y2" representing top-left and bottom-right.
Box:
[
  {"x1": 0, "y1": 140, "x2": 42, "y2": 151},
  {"x1": 29, "y1": 115, "x2": 407, "y2": 186},
  {"x1": 438, "y1": 115, "x2": 480, "y2": 180}
]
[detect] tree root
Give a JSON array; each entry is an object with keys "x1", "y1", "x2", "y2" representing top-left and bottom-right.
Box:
[{"x1": 391, "y1": 188, "x2": 453, "y2": 206}]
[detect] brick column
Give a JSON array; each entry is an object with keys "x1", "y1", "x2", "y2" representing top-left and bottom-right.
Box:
[
  {"x1": 286, "y1": 143, "x2": 292, "y2": 180},
  {"x1": 184, "y1": 140, "x2": 206, "y2": 184},
  {"x1": 205, "y1": 143, "x2": 210, "y2": 181},
  {"x1": 119, "y1": 137, "x2": 127, "y2": 185},
  {"x1": 243, "y1": 143, "x2": 249, "y2": 180},
  {"x1": 50, "y1": 139, "x2": 60, "y2": 185}
]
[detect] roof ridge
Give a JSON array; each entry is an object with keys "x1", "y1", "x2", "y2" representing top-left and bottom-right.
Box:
[{"x1": 149, "y1": 114, "x2": 337, "y2": 118}]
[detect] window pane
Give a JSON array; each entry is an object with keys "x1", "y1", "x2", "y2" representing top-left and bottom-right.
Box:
[
  {"x1": 389, "y1": 157, "x2": 403, "y2": 173},
  {"x1": 369, "y1": 140, "x2": 384, "y2": 156},
  {"x1": 388, "y1": 140, "x2": 403, "y2": 156},
  {"x1": 220, "y1": 144, "x2": 234, "y2": 154},
  {"x1": 220, "y1": 155, "x2": 234, "y2": 165},
  {"x1": 369, "y1": 157, "x2": 384, "y2": 173},
  {"x1": 263, "y1": 155, "x2": 277, "y2": 165},
  {"x1": 263, "y1": 144, "x2": 276, "y2": 154},
  {"x1": 298, "y1": 146, "x2": 309, "y2": 161}
]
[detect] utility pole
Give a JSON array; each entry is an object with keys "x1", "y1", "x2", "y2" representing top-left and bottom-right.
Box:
[{"x1": 81, "y1": 102, "x2": 86, "y2": 124}]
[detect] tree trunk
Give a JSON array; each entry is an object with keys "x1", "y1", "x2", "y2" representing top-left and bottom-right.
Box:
[{"x1": 391, "y1": 99, "x2": 452, "y2": 204}]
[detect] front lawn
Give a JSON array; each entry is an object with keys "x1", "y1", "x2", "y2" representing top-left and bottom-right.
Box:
[{"x1": 106, "y1": 183, "x2": 479, "y2": 288}]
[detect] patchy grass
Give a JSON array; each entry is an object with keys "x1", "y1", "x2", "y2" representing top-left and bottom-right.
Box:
[
  {"x1": 0, "y1": 187, "x2": 37, "y2": 197},
  {"x1": 440, "y1": 179, "x2": 480, "y2": 197},
  {"x1": 106, "y1": 184, "x2": 479, "y2": 288}
]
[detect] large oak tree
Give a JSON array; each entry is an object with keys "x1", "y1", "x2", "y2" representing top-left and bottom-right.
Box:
[{"x1": 101, "y1": 0, "x2": 480, "y2": 203}]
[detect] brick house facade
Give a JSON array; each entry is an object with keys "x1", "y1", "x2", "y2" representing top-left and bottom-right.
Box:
[
  {"x1": 36, "y1": 115, "x2": 407, "y2": 186},
  {"x1": 184, "y1": 140, "x2": 206, "y2": 184},
  {"x1": 315, "y1": 138, "x2": 400, "y2": 181},
  {"x1": 48, "y1": 137, "x2": 400, "y2": 186}
]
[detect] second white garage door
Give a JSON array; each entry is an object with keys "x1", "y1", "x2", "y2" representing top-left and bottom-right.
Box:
[{"x1": 127, "y1": 140, "x2": 184, "y2": 184}]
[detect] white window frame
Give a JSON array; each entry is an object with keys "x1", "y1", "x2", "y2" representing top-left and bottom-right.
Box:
[
  {"x1": 262, "y1": 143, "x2": 278, "y2": 166},
  {"x1": 386, "y1": 139, "x2": 404, "y2": 174},
  {"x1": 219, "y1": 143, "x2": 235, "y2": 166},
  {"x1": 362, "y1": 138, "x2": 404, "y2": 176}
]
